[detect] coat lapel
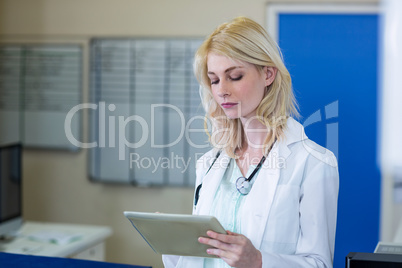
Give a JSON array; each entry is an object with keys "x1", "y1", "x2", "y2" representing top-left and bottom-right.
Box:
[
  {"x1": 241, "y1": 118, "x2": 308, "y2": 249},
  {"x1": 241, "y1": 142, "x2": 282, "y2": 248}
]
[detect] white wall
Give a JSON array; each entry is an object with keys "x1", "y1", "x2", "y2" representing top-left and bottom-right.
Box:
[
  {"x1": 0, "y1": 0, "x2": 381, "y2": 267},
  {"x1": 380, "y1": 0, "x2": 402, "y2": 243}
]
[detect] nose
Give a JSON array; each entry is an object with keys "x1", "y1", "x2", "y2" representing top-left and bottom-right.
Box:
[{"x1": 216, "y1": 80, "x2": 230, "y2": 98}]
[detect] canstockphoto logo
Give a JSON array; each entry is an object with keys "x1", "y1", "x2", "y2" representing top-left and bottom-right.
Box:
[{"x1": 302, "y1": 100, "x2": 339, "y2": 167}]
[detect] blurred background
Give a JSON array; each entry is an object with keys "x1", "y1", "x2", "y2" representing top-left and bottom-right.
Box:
[{"x1": 1, "y1": 0, "x2": 401, "y2": 268}]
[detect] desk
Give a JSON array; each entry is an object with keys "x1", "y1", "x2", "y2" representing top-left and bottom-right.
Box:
[
  {"x1": 0, "y1": 252, "x2": 151, "y2": 268},
  {"x1": 0, "y1": 221, "x2": 112, "y2": 261},
  {"x1": 346, "y1": 252, "x2": 402, "y2": 267}
]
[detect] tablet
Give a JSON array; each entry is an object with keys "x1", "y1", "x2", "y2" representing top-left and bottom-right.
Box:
[{"x1": 124, "y1": 211, "x2": 226, "y2": 258}]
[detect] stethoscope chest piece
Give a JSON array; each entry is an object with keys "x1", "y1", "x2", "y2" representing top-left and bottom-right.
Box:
[
  {"x1": 236, "y1": 176, "x2": 252, "y2": 195},
  {"x1": 195, "y1": 141, "x2": 275, "y2": 205}
]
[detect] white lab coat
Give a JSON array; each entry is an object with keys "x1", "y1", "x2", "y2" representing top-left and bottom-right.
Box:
[{"x1": 163, "y1": 118, "x2": 339, "y2": 268}]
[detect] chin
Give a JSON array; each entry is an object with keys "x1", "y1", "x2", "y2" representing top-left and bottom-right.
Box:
[{"x1": 224, "y1": 113, "x2": 240, "y2": 120}]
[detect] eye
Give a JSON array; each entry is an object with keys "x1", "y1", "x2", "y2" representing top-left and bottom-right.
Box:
[
  {"x1": 230, "y1": 75, "x2": 243, "y2": 81},
  {"x1": 210, "y1": 79, "x2": 219, "y2": 85}
]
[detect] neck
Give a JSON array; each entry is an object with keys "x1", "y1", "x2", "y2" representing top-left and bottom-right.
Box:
[{"x1": 240, "y1": 117, "x2": 269, "y2": 152}]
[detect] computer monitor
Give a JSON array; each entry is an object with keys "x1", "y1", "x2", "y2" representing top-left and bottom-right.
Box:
[{"x1": 0, "y1": 143, "x2": 22, "y2": 238}]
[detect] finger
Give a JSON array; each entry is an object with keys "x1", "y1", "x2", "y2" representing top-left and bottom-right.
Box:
[
  {"x1": 198, "y1": 236, "x2": 210, "y2": 245},
  {"x1": 198, "y1": 236, "x2": 233, "y2": 251},
  {"x1": 206, "y1": 247, "x2": 238, "y2": 261},
  {"x1": 206, "y1": 247, "x2": 222, "y2": 256},
  {"x1": 207, "y1": 248, "x2": 226, "y2": 258},
  {"x1": 208, "y1": 230, "x2": 240, "y2": 238},
  {"x1": 207, "y1": 230, "x2": 245, "y2": 245},
  {"x1": 207, "y1": 248, "x2": 239, "y2": 267},
  {"x1": 226, "y1": 230, "x2": 241, "y2": 236}
]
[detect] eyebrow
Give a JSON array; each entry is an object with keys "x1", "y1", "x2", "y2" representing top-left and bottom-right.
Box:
[{"x1": 207, "y1": 66, "x2": 243, "y2": 75}]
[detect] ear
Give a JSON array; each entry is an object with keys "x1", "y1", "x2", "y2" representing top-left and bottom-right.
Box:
[{"x1": 263, "y1": 66, "x2": 278, "y2": 87}]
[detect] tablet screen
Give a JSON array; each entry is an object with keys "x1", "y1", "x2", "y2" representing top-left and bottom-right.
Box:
[{"x1": 124, "y1": 211, "x2": 226, "y2": 258}]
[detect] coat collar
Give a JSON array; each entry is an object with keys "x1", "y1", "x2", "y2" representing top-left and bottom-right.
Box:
[{"x1": 276, "y1": 117, "x2": 309, "y2": 160}]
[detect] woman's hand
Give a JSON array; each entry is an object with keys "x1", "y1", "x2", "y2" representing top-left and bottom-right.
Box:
[{"x1": 198, "y1": 230, "x2": 262, "y2": 268}]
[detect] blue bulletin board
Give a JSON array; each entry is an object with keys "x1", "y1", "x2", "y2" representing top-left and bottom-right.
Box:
[{"x1": 267, "y1": 4, "x2": 380, "y2": 268}]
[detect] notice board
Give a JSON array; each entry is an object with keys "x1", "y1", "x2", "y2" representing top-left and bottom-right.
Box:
[
  {"x1": 89, "y1": 38, "x2": 209, "y2": 186},
  {"x1": 0, "y1": 44, "x2": 82, "y2": 150}
]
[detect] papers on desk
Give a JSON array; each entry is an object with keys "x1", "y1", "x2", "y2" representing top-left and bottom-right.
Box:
[{"x1": 28, "y1": 231, "x2": 83, "y2": 245}]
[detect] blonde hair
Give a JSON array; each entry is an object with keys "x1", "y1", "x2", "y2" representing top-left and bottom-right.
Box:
[{"x1": 194, "y1": 16, "x2": 298, "y2": 158}]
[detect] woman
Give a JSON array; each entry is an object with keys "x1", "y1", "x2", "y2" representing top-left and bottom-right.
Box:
[{"x1": 163, "y1": 16, "x2": 339, "y2": 268}]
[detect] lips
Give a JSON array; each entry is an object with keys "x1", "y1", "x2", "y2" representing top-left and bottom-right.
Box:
[{"x1": 221, "y1": 102, "x2": 238, "y2": 109}]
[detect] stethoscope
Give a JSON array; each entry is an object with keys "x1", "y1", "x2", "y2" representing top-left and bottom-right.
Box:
[
  {"x1": 236, "y1": 155, "x2": 266, "y2": 195},
  {"x1": 194, "y1": 141, "x2": 275, "y2": 206}
]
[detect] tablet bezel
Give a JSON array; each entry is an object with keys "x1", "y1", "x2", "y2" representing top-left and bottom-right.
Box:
[{"x1": 124, "y1": 211, "x2": 226, "y2": 258}]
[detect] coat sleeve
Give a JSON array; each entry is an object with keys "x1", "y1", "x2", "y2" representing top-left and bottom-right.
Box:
[{"x1": 261, "y1": 151, "x2": 339, "y2": 268}]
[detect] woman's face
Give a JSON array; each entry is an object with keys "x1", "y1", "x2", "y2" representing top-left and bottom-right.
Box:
[{"x1": 207, "y1": 53, "x2": 276, "y2": 121}]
